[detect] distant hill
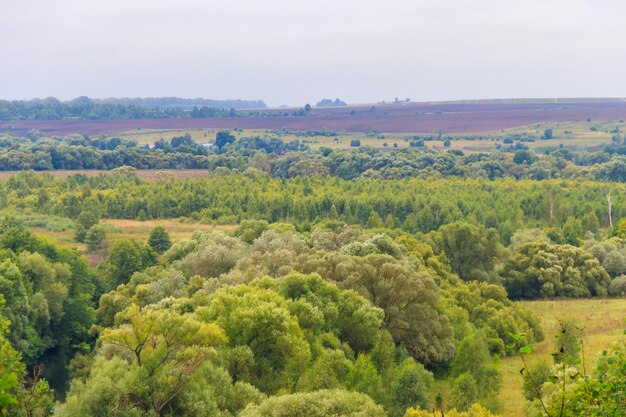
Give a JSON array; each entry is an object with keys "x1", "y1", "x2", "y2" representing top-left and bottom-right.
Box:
[{"x1": 98, "y1": 97, "x2": 267, "y2": 110}]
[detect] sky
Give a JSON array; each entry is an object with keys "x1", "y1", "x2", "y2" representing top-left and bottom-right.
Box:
[{"x1": 1, "y1": 0, "x2": 625, "y2": 106}]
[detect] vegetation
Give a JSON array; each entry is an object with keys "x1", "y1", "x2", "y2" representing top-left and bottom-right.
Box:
[
  {"x1": 0, "y1": 97, "x2": 265, "y2": 121},
  {"x1": 4, "y1": 125, "x2": 626, "y2": 180},
  {"x1": 0, "y1": 130, "x2": 624, "y2": 417}
]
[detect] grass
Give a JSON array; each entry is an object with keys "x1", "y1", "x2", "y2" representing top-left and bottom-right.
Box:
[
  {"x1": 117, "y1": 128, "x2": 216, "y2": 145},
  {"x1": 31, "y1": 218, "x2": 239, "y2": 265},
  {"x1": 98, "y1": 218, "x2": 237, "y2": 242},
  {"x1": 497, "y1": 298, "x2": 626, "y2": 417}
]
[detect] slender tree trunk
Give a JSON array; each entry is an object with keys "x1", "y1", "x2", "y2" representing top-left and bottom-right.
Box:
[{"x1": 606, "y1": 189, "x2": 613, "y2": 227}]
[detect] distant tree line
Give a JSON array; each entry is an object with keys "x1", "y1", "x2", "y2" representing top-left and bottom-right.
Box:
[
  {"x1": 0, "y1": 97, "x2": 262, "y2": 121},
  {"x1": 99, "y1": 97, "x2": 266, "y2": 110}
]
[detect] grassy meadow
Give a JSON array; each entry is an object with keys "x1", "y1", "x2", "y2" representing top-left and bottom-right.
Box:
[{"x1": 498, "y1": 298, "x2": 626, "y2": 417}]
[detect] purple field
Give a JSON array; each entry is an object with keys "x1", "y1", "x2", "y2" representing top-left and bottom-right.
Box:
[{"x1": 6, "y1": 99, "x2": 626, "y2": 136}]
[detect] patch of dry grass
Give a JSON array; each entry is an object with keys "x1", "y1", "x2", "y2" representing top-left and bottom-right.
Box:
[
  {"x1": 32, "y1": 219, "x2": 238, "y2": 260},
  {"x1": 99, "y1": 218, "x2": 237, "y2": 243}
]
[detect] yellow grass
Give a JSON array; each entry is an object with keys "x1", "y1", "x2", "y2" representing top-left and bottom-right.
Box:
[
  {"x1": 32, "y1": 219, "x2": 238, "y2": 254},
  {"x1": 99, "y1": 218, "x2": 237, "y2": 243},
  {"x1": 118, "y1": 128, "x2": 216, "y2": 145},
  {"x1": 498, "y1": 298, "x2": 626, "y2": 417}
]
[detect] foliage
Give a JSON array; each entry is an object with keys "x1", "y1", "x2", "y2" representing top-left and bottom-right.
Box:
[
  {"x1": 404, "y1": 403, "x2": 499, "y2": 417},
  {"x1": 148, "y1": 227, "x2": 172, "y2": 254},
  {"x1": 85, "y1": 225, "x2": 106, "y2": 252},
  {"x1": 0, "y1": 96, "x2": 264, "y2": 121},
  {"x1": 59, "y1": 304, "x2": 225, "y2": 417},
  {"x1": 100, "y1": 239, "x2": 157, "y2": 288},
  {"x1": 441, "y1": 280, "x2": 544, "y2": 355},
  {"x1": 240, "y1": 389, "x2": 385, "y2": 417},
  {"x1": 430, "y1": 222, "x2": 504, "y2": 282},
  {"x1": 502, "y1": 241, "x2": 611, "y2": 299}
]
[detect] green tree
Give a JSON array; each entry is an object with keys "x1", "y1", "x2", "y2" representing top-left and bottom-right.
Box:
[
  {"x1": 59, "y1": 305, "x2": 225, "y2": 417},
  {"x1": 299, "y1": 253, "x2": 454, "y2": 365},
  {"x1": 215, "y1": 131, "x2": 236, "y2": 148},
  {"x1": 148, "y1": 226, "x2": 172, "y2": 254},
  {"x1": 195, "y1": 284, "x2": 311, "y2": 393},
  {"x1": 85, "y1": 226, "x2": 106, "y2": 252},
  {"x1": 502, "y1": 241, "x2": 611, "y2": 299},
  {"x1": 75, "y1": 210, "x2": 99, "y2": 243},
  {"x1": 542, "y1": 128, "x2": 553, "y2": 139},
  {"x1": 240, "y1": 389, "x2": 385, "y2": 417},
  {"x1": 449, "y1": 373, "x2": 479, "y2": 411},
  {"x1": 345, "y1": 354, "x2": 384, "y2": 403},
  {"x1": 234, "y1": 220, "x2": 269, "y2": 244},
  {"x1": 102, "y1": 239, "x2": 157, "y2": 288},
  {"x1": 433, "y1": 222, "x2": 504, "y2": 282}
]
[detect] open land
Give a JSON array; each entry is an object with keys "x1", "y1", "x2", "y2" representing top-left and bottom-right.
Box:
[{"x1": 6, "y1": 99, "x2": 626, "y2": 137}]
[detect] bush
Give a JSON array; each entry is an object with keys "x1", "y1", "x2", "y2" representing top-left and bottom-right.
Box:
[
  {"x1": 240, "y1": 389, "x2": 385, "y2": 417},
  {"x1": 85, "y1": 226, "x2": 106, "y2": 252},
  {"x1": 609, "y1": 275, "x2": 626, "y2": 296}
]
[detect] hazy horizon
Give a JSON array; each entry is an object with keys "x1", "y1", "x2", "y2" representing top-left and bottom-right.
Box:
[{"x1": 3, "y1": 0, "x2": 626, "y2": 106}]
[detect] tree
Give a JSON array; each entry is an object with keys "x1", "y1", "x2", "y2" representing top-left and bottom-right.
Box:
[
  {"x1": 234, "y1": 220, "x2": 269, "y2": 244},
  {"x1": 195, "y1": 284, "x2": 311, "y2": 393},
  {"x1": 432, "y1": 222, "x2": 504, "y2": 282},
  {"x1": 388, "y1": 359, "x2": 433, "y2": 416},
  {"x1": 542, "y1": 129, "x2": 553, "y2": 140},
  {"x1": 441, "y1": 281, "x2": 544, "y2": 356},
  {"x1": 443, "y1": 139, "x2": 451, "y2": 147},
  {"x1": 502, "y1": 241, "x2": 611, "y2": 299},
  {"x1": 345, "y1": 354, "x2": 384, "y2": 402},
  {"x1": 148, "y1": 226, "x2": 172, "y2": 254},
  {"x1": 240, "y1": 389, "x2": 385, "y2": 417},
  {"x1": 449, "y1": 332, "x2": 501, "y2": 410},
  {"x1": 75, "y1": 210, "x2": 99, "y2": 243},
  {"x1": 299, "y1": 253, "x2": 454, "y2": 365},
  {"x1": 102, "y1": 239, "x2": 157, "y2": 287},
  {"x1": 350, "y1": 139, "x2": 361, "y2": 147},
  {"x1": 59, "y1": 305, "x2": 225, "y2": 417},
  {"x1": 449, "y1": 373, "x2": 479, "y2": 411},
  {"x1": 215, "y1": 131, "x2": 235, "y2": 148},
  {"x1": 85, "y1": 226, "x2": 106, "y2": 252},
  {"x1": 170, "y1": 133, "x2": 194, "y2": 148},
  {"x1": 513, "y1": 150, "x2": 535, "y2": 165}
]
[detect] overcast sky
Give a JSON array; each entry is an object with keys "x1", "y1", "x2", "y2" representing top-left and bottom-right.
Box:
[{"x1": 1, "y1": 0, "x2": 625, "y2": 106}]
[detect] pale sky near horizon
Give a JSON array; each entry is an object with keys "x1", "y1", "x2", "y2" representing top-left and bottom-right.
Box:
[{"x1": 1, "y1": 0, "x2": 625, "y2": 106}]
